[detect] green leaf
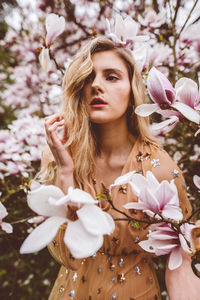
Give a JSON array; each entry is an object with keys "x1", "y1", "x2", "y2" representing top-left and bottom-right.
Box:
[
  {"x1": 96, "y1": 193, "x2": 106, "y2": 200},
  {"x1": 131, "y1": 220, "x2": 140, "y2": 230}
]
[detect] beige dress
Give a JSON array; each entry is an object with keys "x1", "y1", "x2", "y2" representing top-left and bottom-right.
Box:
[{"x1": 48, "y1": 138, "x2": 192, "y2": 300}]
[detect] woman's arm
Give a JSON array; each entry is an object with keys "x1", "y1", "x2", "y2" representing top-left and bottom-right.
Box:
[
  {"x1": 165, "y1": 250, "x2": 200, "y2": 300},
  {"x1": 43, "y1": 113, "x2": 82, "y2": 270}
]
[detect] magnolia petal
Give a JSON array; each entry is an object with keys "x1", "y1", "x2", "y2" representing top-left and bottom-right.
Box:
[
  {"x1": 162, "y1": 205, "x2": 183, "y2": 222},
  {"x1": 138, "y1": 238, "x2": 172, "y2": 253},
  {"x1": 193, "y1": 175, "x2": 200, "y2": 190},
  {"x1": 107, "y1": 33, "x2": 125, "y2": 44},
  {"x1": 168, "y1": 247, "x2": 182, "y2": 270},
  {"x1": 20, "y1": 216, "x2": 66, "y2": 254},
  {"x1": 171, "y1": 102, "x2": 200, "y2": 124},
  {"x1": 102, "y1": 212, "x2": 115, "y2": 233},
  {"x1": 127, "y1": 35, "x2": 149, "y2": 42},
  {"x1": 124, "y1": 16, "x2": 138, "y2": 37},
  {"x1": 77, "y1": 204, "x2": 114, "y2": 236},
  {"x1": 48, "y1": 195, "x2": 70, "y2": 206},
  {"x1": 154, "y1": 180, "x2": 177, "y2": 209},
  {"x1": 68, "y1": 188, "x2": 98, "y2": 205},
  {"x1": 39, "y1": 47, "x2": 52, "y2": 72},
  {"x1": 0, "y1": 201, "x2": 8, "y2": 219},
  {"x1": 146, "y1": 171, "x2": 159, "y2": 189},
  {"x1": 45, "y1": 13, "x2": 65, "y2": 46},
  {"x1": 110, "y1": 171, "x2": 135, "y2": 190},
  {"x1": 1, "y1": 222, "x2": 13, "y2": 233},
  {"x1": 27, "y1": 185, "x2": 66, "y2": 217},
  {"x1": 123, "y1": 202, "x2": 145, "y2": 210},
  {"x1": 138, "y1": 238, "x2": 156, "y2": 253},
  {"x1": 140, "y1": 187, "x2": 160, "y2": 212},
  {"x1": 135, "y1": 103, "x2": 159, "y2": 117},
  {"x1": 147, "y1": 67, "x2": 175, "y2": 105},
  {"x1": 175, "y1": 77, "x2": 199, "y2": 108},
  {"x1": 114, "y1": 14, "x2": 124, "y2": 40},
  {"x1": 64, "y1": 219, "x2": 103, "y2": 259},
  {"x1": 150, "y1": 231, "x2": 178, "y2": 240},
  {"x1": 195, "y1": 128, "x2": 200, "y2": 136},
  {"x1": 179, "y1": 233, "x2": 191, "y2": 253},
  {"x1": 106, "y1": 18, "x2": 111, "y2": 34},
  {"x1": 129, "y1": 173, "x2": 147, "y2": 196},
  {"x1": 151, "y1": 116, "x2": 179, "y2": 131},
  {"x1": 156, "y1": 244, "x2": 177, "y2": 256}
]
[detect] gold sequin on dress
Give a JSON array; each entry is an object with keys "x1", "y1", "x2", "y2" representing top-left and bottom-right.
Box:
[{"x1": 48, "y1": 139, "x2": 191, "y2": 300}]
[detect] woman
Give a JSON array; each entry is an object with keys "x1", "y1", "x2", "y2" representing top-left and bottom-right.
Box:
[{"x1": 40, "y1": 37, "x2": 199, "y2": 299}]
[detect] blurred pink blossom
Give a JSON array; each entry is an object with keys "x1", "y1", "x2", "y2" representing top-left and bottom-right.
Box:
[
  {"x1": 138, "y1": 9, "x2": 166, "y2": 28},
  {"x1": 0, "y1": 202, "x2": 13, "y2": 233}
]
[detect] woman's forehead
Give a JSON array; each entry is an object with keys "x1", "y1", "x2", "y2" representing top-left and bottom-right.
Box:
[{"x1": 91, "y1": 50, "x2": 129, "y2": 73}]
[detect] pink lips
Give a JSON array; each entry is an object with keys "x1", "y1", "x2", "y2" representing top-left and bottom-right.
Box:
[{"x1": 90, "y1": 97, "x2": 107, "y2": 108}]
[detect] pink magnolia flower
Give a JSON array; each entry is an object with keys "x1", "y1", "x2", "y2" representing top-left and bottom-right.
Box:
[
  {"x1": 124, "y1": 171, "x2": 183, "y2": 222},
  {"x1": 39, "y1": 47, "x2": 52, "y2": 72},
  {"x1": 45, "y1": 13, "x2": 65, "y2": 46},
  {"x1": 106, "y1": 14, "x2": 149, "y2": 45},
  {"x1": 20, "y1": 185, "x2": 115, "y2": 258},
  {"x1": 0, "y1": 202, "x2": 13, "y2": 233},
  {"x1": 135, "y1": 67, "x2": 200, "y2": 125},
  {"x1": 138, "y1": 222, "x2": 195, "y2": 270},
  {"x1": 135, "y1": 67, "x2": 176, "y2": 117}
]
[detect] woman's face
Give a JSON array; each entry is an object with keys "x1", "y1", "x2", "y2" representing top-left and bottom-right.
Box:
[{"x1": 83, "y1": 50, "x2": 131, "y2": 124}]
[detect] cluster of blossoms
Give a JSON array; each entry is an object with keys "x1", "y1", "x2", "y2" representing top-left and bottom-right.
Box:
[
  {"x1": 0, "y1": 116, "x2": 46, "y2": 178},
  {"x1": 20, "y1": 171, "x2": 199, "y2": 271}
]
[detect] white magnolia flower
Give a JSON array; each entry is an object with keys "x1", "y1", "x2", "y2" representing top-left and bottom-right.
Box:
[
  {"x1": 45, "y1": 13, "x2": 65, "y2": 46},
  {"x1": 39, "y1": 47, "x2": 52, "y2": 72},
  {"x1": 20, "y1": 185, "x2": 115, "y2": 259},
  {"x1": 106, "y1": 14, "x2": 149, "y2": 45}
]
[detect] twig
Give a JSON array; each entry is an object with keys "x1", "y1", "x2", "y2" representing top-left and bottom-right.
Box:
[
  {"x1": 178, "y1": 0, "x2": 199, "y2": 39},
  {"x1": 186, "y1": 207, "x2": 200, "y2": 222}
]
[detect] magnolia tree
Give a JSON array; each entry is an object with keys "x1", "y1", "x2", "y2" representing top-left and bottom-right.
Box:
[{"x1": 0, "y1": 0, "x2": 200, "y2": 299}]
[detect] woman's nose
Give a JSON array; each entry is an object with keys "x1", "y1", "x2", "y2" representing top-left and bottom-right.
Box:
[{"x1": 91, "y1": 75, "x2": 104, "y2": 93}]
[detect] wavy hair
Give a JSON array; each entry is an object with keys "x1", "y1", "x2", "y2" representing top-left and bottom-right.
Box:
[{"x1": 37, "y1": 37, "x2": 158, "y2": 188}]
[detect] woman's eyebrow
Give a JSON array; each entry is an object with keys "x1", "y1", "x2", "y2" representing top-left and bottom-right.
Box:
[{"x1": 103, "y1": 68, "x2": 124, "y2": 75}]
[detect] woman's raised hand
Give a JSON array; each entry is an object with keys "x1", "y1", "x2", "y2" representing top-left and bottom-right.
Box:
[{"x1": 44, "y1": 113, "x2": 74, "y2": 173}]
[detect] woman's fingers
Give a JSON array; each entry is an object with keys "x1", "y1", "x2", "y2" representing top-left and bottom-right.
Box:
[
  {"x1": 45, "y1": 113, "x2": 63, "y2": 127},
  {"x1": 46, "y1": 120, "x2": 65, "y2": 147}
]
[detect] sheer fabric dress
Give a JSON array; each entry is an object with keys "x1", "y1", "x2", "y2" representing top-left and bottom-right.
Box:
[{"x1": 48, "y1": 138, "x2": 191, "y2": 300}]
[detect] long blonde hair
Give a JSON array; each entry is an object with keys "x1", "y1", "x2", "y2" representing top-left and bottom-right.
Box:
[{"x1": 38, "y1": 37, "x2": 158, "y2": 188}]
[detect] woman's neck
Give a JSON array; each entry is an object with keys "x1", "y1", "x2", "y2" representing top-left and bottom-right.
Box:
[{"x1": 94, "y1": 119, "x2": 136, "y2": 159}]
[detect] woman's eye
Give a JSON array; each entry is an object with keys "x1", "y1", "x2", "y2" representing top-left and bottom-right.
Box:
[{"x1": 107, "y1": 75, "x2": 119, "y2": 81}]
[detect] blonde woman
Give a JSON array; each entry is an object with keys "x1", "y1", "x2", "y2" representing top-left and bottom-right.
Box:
[{"x1": 40, "y1": 37, "x2": 199, "y2": 299}]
